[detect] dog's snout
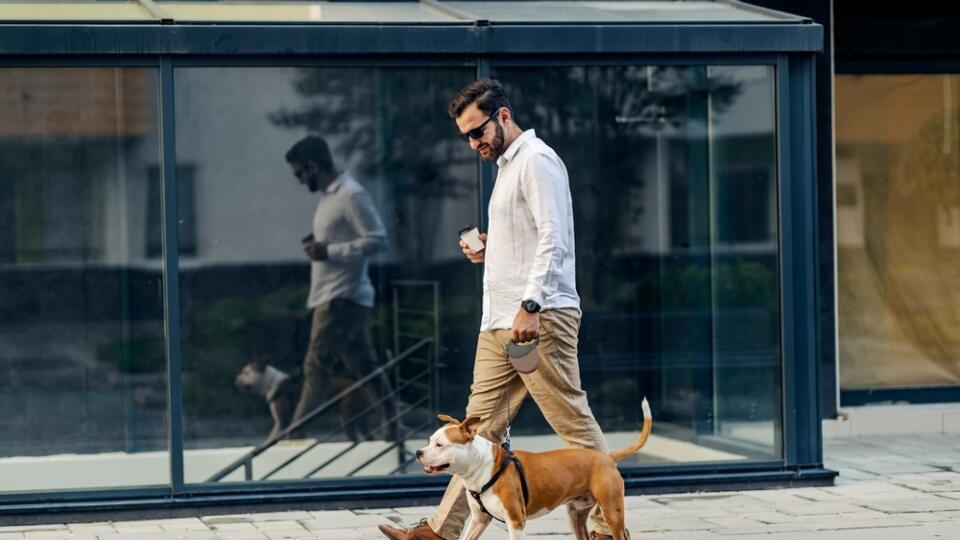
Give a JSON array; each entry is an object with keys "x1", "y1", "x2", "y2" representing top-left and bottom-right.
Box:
[{"x1": 416, "y1": 449, "x2": 423, "y2": 459}]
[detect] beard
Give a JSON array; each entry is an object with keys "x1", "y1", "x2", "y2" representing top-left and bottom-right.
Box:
[
  {"x1": 479, "y1": 122, "x2": 506, "y2": 161},
  {"x1": 306, "y1": 174, "x2": 321, "y2": 193}
]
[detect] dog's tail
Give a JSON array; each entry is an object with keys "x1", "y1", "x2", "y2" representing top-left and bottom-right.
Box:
[{"x1": 609, "y1": 397, "x2": 653, "y2": 463}]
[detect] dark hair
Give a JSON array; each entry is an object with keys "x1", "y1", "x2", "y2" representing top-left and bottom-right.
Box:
[
  {"x1": 448, "y1": 78, "x2": 513, "y2": 119},
  {"x1": 285, "y1": 135, "x2": 334, "y2": 172}
]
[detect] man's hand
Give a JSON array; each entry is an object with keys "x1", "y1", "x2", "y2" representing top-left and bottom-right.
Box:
[
  {"x1": 459, "y1": 233, "x2": 487, "y2": 264},
  {"x1": 304, "y1": 241, "x2": 328, "y2": 261},
  {"x1": 512, "y1": 308, "x2": 540, "y2": 344}
]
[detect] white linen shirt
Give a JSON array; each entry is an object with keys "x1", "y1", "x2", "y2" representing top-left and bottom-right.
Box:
[
  {"x1": 308, "y1": 172, "x2": 388, "y2": 309},
  {"x1": 481, "y1": 129, "x2": 580, "y2": 331}
]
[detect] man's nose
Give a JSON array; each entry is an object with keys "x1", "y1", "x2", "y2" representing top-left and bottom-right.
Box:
[
  {"x1": 469, "y1": 137, "x2": 481, "y2": 150},
  {"x1": 416, "y1": 449, "x2": 423, "y2": 459}
]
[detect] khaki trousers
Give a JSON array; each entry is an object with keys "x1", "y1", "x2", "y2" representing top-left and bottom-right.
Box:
[
  {"x1": 292, "y1": 298, "x2": 396, "y2": 432},
  {"x1": 428, "y1": 308, "x2": 611, "y2": 539}
]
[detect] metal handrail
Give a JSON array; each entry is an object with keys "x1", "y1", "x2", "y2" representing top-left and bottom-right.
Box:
[
  {"x1": 260, "y1": 369, "x2": 431, "y2": 480},
  {"x1": 307, "y1": 396, "x2": 431, "y2": 478},
  {"x1": 205, "y1": 337, "x2": 432, "y2": 483}
]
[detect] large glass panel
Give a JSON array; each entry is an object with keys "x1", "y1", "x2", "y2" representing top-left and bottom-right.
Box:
[
  {"x1": 174, "y1": 67, "x2": 478, "y2": 484},
  {"x1": 491, "y1": 64, "x2": 781, "y2": 462},
  {"x1": 836, "y1": 75, "x2": 960, "y2": 390},
  {"x1": 0, "y1": 68, "x2": 167, "y2": 491}
]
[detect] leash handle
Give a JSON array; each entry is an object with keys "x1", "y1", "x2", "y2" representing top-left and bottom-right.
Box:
[{"x1": 506, "y1": 336, "x2": 540, "y2": 358}]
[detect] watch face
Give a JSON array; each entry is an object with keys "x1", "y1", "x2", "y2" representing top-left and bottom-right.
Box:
[{"x1": 523, "y1": 300, "x2": 539, "y2": 312}]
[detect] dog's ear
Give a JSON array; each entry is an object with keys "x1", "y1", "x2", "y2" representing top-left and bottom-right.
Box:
[
  {"x1": 461, "y1": 416, "x2": 482, "y2": 437},
  {"x1": 437, "y1": 414, "x2": 459, "y2": 425},
  {"x1": 252, "y1": 356, "x2": 268, "y2": 372}
]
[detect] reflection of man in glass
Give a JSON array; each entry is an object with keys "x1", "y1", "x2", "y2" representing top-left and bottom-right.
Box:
[
  {"x1": 379, "y1": 80, "x2": 617, "y2": 540},
  {"x1": 286, "y1": 135, "x2": 393, "y2": 439}
]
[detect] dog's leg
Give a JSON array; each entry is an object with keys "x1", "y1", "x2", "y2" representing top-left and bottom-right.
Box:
[
  {"x1": 505, "y1": 521, "x2": 526, "y2": 540},
  {"x1": 593, "y1": 493, "x2": 628, "y2": 540},
  {"x1": 566, "y1": 495, "x2": 594, "y2": 540},
  {"x1": 459, "y1": 510, "x2": 492, "y2": 540}
]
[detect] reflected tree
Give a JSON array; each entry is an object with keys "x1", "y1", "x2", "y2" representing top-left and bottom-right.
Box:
[
  {"x1": 498, "y1": 66, "x2": 741, "y2": 309},
  {"x1": 269, "y1": 69, "x2": 475, "y2": 276}
]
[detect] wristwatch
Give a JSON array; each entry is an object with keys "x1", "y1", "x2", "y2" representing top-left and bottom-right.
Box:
[{"x1": 521, "y1": 299, "x2": 541, "y2": 314}]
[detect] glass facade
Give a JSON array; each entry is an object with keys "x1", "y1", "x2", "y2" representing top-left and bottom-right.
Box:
[
  {"x1": 0, "y1": 62, "x2": 784, "y2": 493},
  {"x1": 0, "y1": 68, "x2": 167, "y2": 492},
  {"x1": 836, "y1": 74, "x2": 960, "y2": 391}
]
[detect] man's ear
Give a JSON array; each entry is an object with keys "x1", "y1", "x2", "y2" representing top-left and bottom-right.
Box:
[
  {"x1": 437, "y1": 414, "x2": 460, "y2": 425},
  {"x1": 462, "y1": 416, "x2": 482, "y2": 436},
  {"x1": 497, "y1": 106, "x2": 511, "y2": 125}
]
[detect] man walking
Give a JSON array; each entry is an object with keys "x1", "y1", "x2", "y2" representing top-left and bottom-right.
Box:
[
  {"x1": 378, "y1": 80, "x2": 619, "y2": 540},
  {"x1": 286, "y1": 135, "x2": 395, "y2": 440}
]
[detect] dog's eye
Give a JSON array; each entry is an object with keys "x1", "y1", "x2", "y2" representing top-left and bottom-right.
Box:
[{"x1": 434, "y1": 442, "x2": 442, "y2": 448}]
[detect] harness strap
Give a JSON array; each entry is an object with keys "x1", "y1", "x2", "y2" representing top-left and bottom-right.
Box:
[{"x1": 467, "y1": 451, "x2": 529, "y2": 523}]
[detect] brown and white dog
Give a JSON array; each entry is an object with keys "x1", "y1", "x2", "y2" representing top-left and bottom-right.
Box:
[
  {"x1": 234, "y1": 356, "x2": 301, "y2": 446},
  {"x1": 416, "y1": 399, "x2": 651, "y2": 540}
]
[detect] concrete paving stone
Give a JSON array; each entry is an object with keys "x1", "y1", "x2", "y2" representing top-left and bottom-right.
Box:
[
  {"x1": 306, "y1": 511, "x2": 357, "y2": 520},
  {"x1": 797, "y1": 513, "x2": 918, "y2": 530},
  {"x1": 201, "y1": 517, "x2": 253, "y2": 526},
  {"x1": 210, "y1": 533, "x2": 268, "y2": 540},
  {"x1": 511, "y1": 519, "x2": 569, "y2": 535},
  {"x1": 703, "y1": 516, "x2": 765, "y2": 528},
  {"x1": 737, "y1": 511, "x2": 800, "y2": 525},
  {"x1": 25, "y1": 533, "x2": 93, "y2": 539},
  {"x1": 779, "y1": 502, "x2": 872, "y2": 516},
  {"x1": 628, "y1": 515, "x2": 714, "y2": 531},
  {"x1": 66, "y1": 523, "x2": 114, "y2": 533},
  {"x1": 301, "y1": 528, "x2": 362, "y2": 539},
  {"x1": 633, "y1": 532, "x2": 726, "y2": 539},
  {"x1": 0, "y1": 534, "x2": 23, "y2": 540},
  {"x1": 99, "y1": 534, "x2": 214, "y2": 540},
  {"x1": 156, "y1": 518, "x2": 209, "y2": 531},
  {"x1": 862, "y1": 497, "x2": 960, "y2": 513},
  {"x1": 261, "y1": 530, "x2": 313, "y2": 540},
  {"x1": 243, "y1": 513, "x2": 314, "y2": 523},
  {"x1": 386, "y1": 506, "x2": 434, "y2": 516},
  {"x1": 651, "y1": 493, "x2": 770, "y2": 510},
  {"x1": 893, "y1": 472, "x2": 960, "y2": 493},
  {"x1": 901, "y1": 510, "x2": 960, "y2": 523},
  {"x1": 160, "y1": 533, "x2": 219, "y2": 540},
  {"x1": 682, "y1": 508, "x2": 735, "y2": 519},
  {"x1": 820, "y1": 481, "x2": 919, "y2": 497},
  {"x1": 706, "y1": 522, "x2": 817, "y2": 536},
  {"x1": 112, "y1": 526, "x2": 165, "y2": 534},
  {"x1": 830, "y1": 468, "x2": 881, "y2": 482},
  {"x1": 346, "y1": 526, "x2": 387, "y2": 538},
  {"x1": 308, "y1": 515, "x2": 387, "y2": 529},
  {"x1": 251, "y1": 523, "x2": 304, "y2": 532},
  {"x1": 737, "y1": 489, "x2": 813, "y2": 504},
  {"x1": 210, "y1": 524, "x2": 258, "y2": 532},
  {"x1": 0, "y1": 528, "x2": 66, "y2": 534}
]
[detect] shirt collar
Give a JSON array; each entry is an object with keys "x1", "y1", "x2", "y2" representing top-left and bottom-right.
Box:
[
  {"x1": 497, "y1": 129, "x2": 536, "y2": 168},
  {"x1": 324, "y1": 171, "x2": 348, "y2": 194}
]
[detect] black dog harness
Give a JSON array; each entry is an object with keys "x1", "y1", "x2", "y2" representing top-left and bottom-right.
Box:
[{"x1": 467, "y1": 446, "x2": 530, "y2": 523}]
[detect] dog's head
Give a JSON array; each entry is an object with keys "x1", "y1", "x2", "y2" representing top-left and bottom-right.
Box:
[
  {"x1": 416, "y1": 414, "x2": 482, "y2": 475},
  {"x1": 234, "y1": 355, "x2": 270, "y2": 393}
]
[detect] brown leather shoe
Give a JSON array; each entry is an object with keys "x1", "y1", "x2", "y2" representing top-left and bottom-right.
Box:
[{"x1": 378, "y1": 518, "x2": 445, "y2": 540}]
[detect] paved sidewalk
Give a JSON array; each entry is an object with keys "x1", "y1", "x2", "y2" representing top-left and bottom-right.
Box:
[{"x1": 2, "y1": 432, "x2": 960, "y2": 539}]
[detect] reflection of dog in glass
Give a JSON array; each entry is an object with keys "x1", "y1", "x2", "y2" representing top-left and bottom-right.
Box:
[{"x1": 234, "y1": 355, "x2": 377, "y2": 446}]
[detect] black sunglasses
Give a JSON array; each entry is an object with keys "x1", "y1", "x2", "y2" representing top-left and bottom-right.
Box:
[{"x1": 457, "y1": 113, "x2": 497, "y2": 143}]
